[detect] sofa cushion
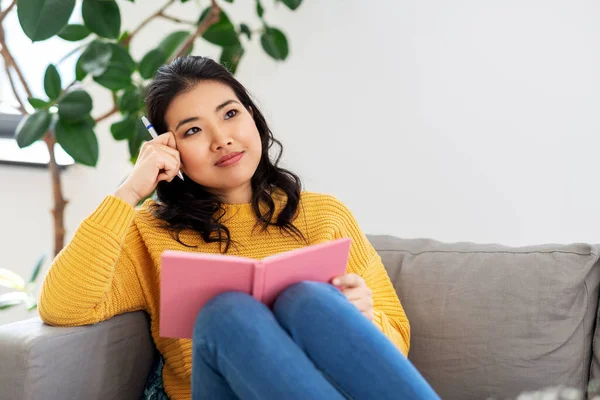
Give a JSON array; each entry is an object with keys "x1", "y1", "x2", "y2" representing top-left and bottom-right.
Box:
[{"x1": 367, "y1": 235, "x2": 600, "y2": 400}]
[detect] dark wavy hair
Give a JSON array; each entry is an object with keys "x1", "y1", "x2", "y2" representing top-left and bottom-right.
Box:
[{"x1": 145, "y1": 56, "x2": 305, "y2": 253}]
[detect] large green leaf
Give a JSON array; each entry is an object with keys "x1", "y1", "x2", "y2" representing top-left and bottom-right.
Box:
[
  {"x1": 79, "y1": 40, "x2": 113, "y2": 76},
  {"x1": 107, "y1": 43, "x2": 136, "y2": 74},
  {"x1": 198, "y1": 7, "x2": 240, "y2": 47},
  {"x1": 75, "y1": 56, "x2": 87, "y2": 81},
  {"x1": 110, "y1": 114, "x2": 136, "y2": 140},
  {"x1": 44, "y1": 64, "x2": 62, "y2": 100},
  {"x1": 261, "y1": 27, "x2": 288, "y2": 60},
  {"x1": 58, "y1": 24, "x2": 91, "y2": 41},
  {"x1": 281, "y1": 0, "x2": 302, "y2": 10},
  {"x1": 58, "y1": 90, "x2": 93, "y2": 122},
  {"x1": 93, "y1": 62, "x2": 132, "y2": 91},
  {"x1": 17, "y1": 0, "x2": 76, "y2": 42},
  {"x1": 158, "y1": 31, "x2": 192, "y2": 60},
  {"x1": 28, "y1": 97, "x2": 50, "y2": 109},
  {"x1": 82, "y1": 0, "x2": 121, "y2": 39},
  {"x1": 139, "y1": 49, "x2": 167, "y2": 80},
  {"x1": 55, "y1": 117, "x2": 99, "y2": 166},
  {"x1": 117, "y1": 87, "x2": 143, "y2": 114},
  {"x1": 91, "y1": 43, "x2": 135, "y2": 90},
  {"x1": 15, "y1": 111, "x2": 52, "y2": 148},
  {"x1": 220, "y1": 44, "x2": 244, "y2": 74}
]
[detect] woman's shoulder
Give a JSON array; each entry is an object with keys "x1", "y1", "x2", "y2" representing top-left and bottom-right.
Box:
[
  {"x1": 131, "y1": 197, "x2": 165, "y2": 229},
  {"x1": 300, "y1": 191, "x2": 352, "y2": 217}
]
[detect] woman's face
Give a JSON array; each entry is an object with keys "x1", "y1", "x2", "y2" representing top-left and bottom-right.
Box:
[{"x1": 164, "y1": 80, "x2": 262, "y2": 202}]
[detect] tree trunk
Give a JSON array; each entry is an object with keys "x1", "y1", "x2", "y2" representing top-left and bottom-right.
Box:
[{"x1": 44, "y1": 134, "x2": 67, "y2": 257}]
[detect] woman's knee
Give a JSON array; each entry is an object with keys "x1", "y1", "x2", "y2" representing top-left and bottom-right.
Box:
[
  {"x1": 193, "y1": 291, "x2": 264, "y2": 341},
  {"x1": 272, "y1": 281, "x2": 341, "y2": 324}
]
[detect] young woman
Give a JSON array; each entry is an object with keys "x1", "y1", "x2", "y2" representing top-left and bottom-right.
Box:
[{"x1": 38, "y1": 56, "x2": 440, "y2": 400}]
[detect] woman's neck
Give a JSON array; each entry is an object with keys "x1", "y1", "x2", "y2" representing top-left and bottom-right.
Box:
[{"x1": 212, "y1": 184, "x2": 253, "y2": 204}]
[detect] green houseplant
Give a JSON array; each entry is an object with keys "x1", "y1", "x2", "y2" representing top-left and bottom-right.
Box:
[{"x1": 0, "y1": 0, "x2": 302, "y2": 311}]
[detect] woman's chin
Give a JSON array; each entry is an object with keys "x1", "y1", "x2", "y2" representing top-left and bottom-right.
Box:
[{"x1": 202, "y1": 175, "x2": 253, "y2": 191}]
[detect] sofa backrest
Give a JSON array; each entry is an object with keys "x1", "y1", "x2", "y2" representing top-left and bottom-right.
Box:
[{"x1": 368, "y1": 235, "x2": 600, "y2": 400}]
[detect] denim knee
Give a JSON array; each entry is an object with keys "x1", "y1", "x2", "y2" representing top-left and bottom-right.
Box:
[
  {"x1": 272, "y1": 281, "x2": 340, "y2": 324},
  {"x1": 193, "y1": 291, "x2": 262, "y2": 342}
]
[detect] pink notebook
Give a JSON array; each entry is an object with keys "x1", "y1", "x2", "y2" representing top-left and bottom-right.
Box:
[{"x1": 159, "y1": 237, "x2": 352, "y2": 339}]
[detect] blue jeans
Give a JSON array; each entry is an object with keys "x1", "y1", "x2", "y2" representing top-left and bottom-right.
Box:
[{"x1": 192, "y1": 281, "x2": 440, "y2": 400}]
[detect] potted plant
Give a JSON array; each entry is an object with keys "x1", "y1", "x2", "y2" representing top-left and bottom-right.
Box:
[{"x1": 0, "y1": 0, "x2": 301, "y2": 312}]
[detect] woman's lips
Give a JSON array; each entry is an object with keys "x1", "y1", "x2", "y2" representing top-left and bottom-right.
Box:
[{"x1": 215, "y1": 152, "x2": 244, "y2": 167}]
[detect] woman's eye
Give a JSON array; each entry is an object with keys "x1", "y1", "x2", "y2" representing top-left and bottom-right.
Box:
[
  {"x1": 184, "y1": 127, "x2": 201, "y2": 136},
  {"x1": 225, "y1": 109, "x2": 237, "y2": 120}
]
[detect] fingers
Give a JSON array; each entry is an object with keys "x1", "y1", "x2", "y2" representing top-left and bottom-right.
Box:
[
  {"x1": 342, "y1": 286, "x2": 370, "y2": 301},
  {"x1": 139, "y1": 135, "x2": 182, "y2": 184},
  {"x1": 333, "y1": 273, "x2": 374, "y2": 321},
  {"x1": 332, "y1": 273, "x2": 363, "y2": 288},
  {"x1": 152, "y1": 131, "x2": 178, "y2": 150},
  {"x1": 153, "y1": 151, "x2": 181, "y2": 183},
  {"x1": 141, "y1": 140, "x2": 180, "y2": 160}
]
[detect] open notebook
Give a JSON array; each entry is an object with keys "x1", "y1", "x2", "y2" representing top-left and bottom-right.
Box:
[{"x1": 159, "y1": 238, "x2": 352, "y2": 339}]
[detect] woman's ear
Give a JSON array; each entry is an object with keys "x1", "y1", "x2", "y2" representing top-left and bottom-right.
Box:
[{"x1": 248, "y1": 105, "x2": 254, "y2": 117}]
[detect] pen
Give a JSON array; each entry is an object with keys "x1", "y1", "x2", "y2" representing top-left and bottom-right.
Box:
[{"x1": 141, "y1": 116, "x2": 184, "y2": 181}]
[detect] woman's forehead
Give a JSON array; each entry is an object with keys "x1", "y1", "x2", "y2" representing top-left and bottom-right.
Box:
[
  {"x1": 166, "y1": 81, "x2": 237, "y2": 121},
  {"x1": 179, "y1": 81, "x2": 235, "y2": 105}
]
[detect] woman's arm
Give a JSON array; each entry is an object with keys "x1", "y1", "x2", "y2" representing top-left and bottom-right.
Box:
[
  {"x1": 359, "y1": 254, "x2": 410, "y2": 356},
  {"x1": 38, "y1": 195, "x2": 147, "y2": 327},
  {"x1": 330, "y1": 195, "x2": 410, "y2": 356}
]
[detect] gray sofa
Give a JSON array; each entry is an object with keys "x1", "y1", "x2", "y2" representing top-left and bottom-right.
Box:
[{"x1": 1, "y1": 235, "x2": 599, "y2": 400}]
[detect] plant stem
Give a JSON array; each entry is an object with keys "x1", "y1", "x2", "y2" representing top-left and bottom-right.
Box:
[
  {"x1": 4, "y1": 68, "x2": 26, "y2": 113},
  {"x1": 43, "y1": 134, "x2": 67, "y2": 257},
  {"x1": 0, "y1": 0, "x2": 15, "y2": 23},
  {"x1": 122, "y1": 0, "x2": 177, "y2": 47},
  {"x1": 158, "y1": 13, "x2": 196, "y2": 26},
  {"x1": 95, "y1": 104, "x2": 118, "y2": 124},
  {"x1": 0, "y1": 2, "x2": 67, "y2": 257},
  {"x1": 0, "y1": 26, "x2": 32, "y2": 102},
  {"x1": 170, "y1": 0, "x2": 220, "y2": 61},
  {"x1": 0, "y1": 6, "x2": 27, "y2": 113}
]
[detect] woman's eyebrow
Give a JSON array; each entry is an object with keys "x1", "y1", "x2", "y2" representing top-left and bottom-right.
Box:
[
  {"x1": 175, "y1": 117, "x2": 198, "y2": 131},
  {"x1": 215, "y1": 99, "x2": 240, "y2": 112},
  {"x1": 174, "y1": 100, "x2": 241, "y2": 131}
]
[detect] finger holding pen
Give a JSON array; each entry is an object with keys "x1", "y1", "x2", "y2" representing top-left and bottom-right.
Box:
[
  {"x1": 114, "y1": 119, "x2": 184, "y2": 206},
  {"x1": 142, "y1": 116, "x2": 185, "y2": 181}
]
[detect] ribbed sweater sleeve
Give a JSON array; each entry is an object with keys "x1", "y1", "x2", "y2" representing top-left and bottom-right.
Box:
[
  {"x1": 330, "y1": 196, "x2": 411, "y2": 356},
  {"x1": 38, "y1": 195, "x2": 147, "y2": 326}
]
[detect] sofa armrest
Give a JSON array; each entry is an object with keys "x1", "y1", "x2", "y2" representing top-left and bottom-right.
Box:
[{"x1": 0, "y1": 311, "x2": 155, "y2": 400}]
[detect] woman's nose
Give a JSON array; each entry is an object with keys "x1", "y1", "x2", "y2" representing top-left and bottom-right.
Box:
[{"x1": 211, "y1": 129, "x2": 233, "y2": 151}]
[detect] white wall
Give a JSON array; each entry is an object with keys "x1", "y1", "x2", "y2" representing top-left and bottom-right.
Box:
[{"x1": 2, "y1": 0, "x2": 600, "y2": 324}]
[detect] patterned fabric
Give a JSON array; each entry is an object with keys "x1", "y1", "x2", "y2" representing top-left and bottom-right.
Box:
[{"x1": 144, "y1": 351, "x2": 169, "y2": 400}]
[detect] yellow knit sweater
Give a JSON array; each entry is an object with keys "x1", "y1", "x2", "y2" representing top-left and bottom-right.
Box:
[{"x1": 38, "y1": 191, "x2": 410, "y2": 400}]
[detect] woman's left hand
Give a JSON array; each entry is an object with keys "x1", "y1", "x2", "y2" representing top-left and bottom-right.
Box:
[{"x1": 332, "y1": 273, "x2": 374, "y2": 321}]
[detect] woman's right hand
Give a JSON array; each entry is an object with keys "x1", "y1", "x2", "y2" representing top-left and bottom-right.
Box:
[{"x1": 115, "y1": 132, "x2": 182, "y2": 206}]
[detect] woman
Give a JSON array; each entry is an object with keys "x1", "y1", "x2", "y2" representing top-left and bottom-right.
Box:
[{"x1": 38, "y1": 56, "x2": 439, "y2": 400}]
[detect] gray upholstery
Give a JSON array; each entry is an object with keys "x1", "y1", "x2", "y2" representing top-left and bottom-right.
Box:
[
  {"x1": 369, "y1": 235, "x2": 600, "y2": 400},
  {"x1": 0, "y1": 311, "x2": 154, "y2": 400},
  {"x1": 1, "y1": 234, "x2": 599, "y2": 400}
]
